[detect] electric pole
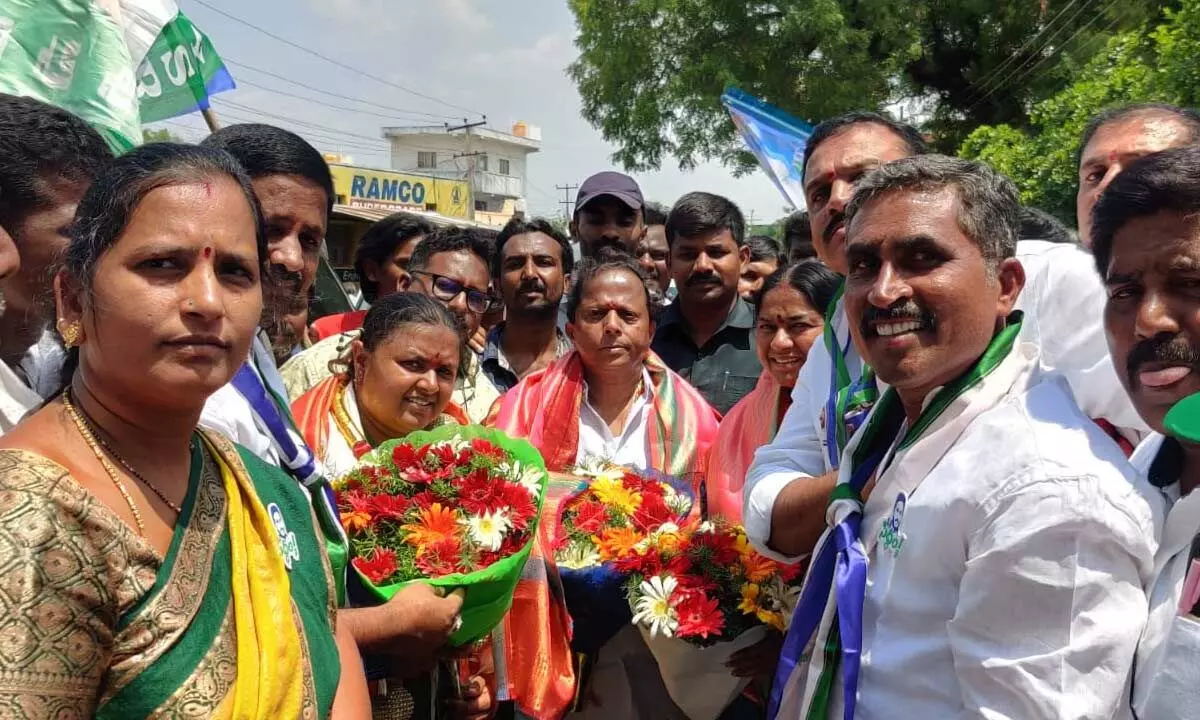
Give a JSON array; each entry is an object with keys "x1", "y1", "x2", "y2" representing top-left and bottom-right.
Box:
[
  {"x1": 446, "y1": 117, "x2": 487, "y2": 221},
  {"x1": 556, "y1": 183, "x2": 579, "y2": 221}
]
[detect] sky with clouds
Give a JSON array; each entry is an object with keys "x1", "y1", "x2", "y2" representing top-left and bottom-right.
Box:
[{"x1": 154, "y1": 0, "x2": 790, "y2": 223}]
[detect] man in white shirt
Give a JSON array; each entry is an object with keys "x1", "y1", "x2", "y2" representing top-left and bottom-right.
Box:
[
  {"x1": 0, "y1": 96, "x2": 112, "y2": 420},
  {"x1": 1091, "y1": 146, "x2": 1200, "y2": 718},
  {"x1": 773, "y1": 154, "x2": 1158, "y2": 719},
  {"x1": 744, "y1": 111, "x2": 1145, "y2": 562},
  {"x1": 196, "y1": 123, "x2": 468, "y2": 699},
  {"x1": 1075, "y1": 103, "x2": 1200, "y2": 247}
]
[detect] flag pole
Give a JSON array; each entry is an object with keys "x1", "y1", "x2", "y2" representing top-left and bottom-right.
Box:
[{"x1": 201, "y1": 107, "x2": 221, "y2": 133}]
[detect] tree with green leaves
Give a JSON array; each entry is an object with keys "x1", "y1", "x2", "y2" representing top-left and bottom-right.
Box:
[
  {"x1": 141, "y1": 127, "x2": 185, "y2": 144},
  {"x1": 960, "y1": 0, "x2": 1200, "y2": 222},
  {"x1": 568, "y1": 0, "x2": 1165, "y2": 172}
]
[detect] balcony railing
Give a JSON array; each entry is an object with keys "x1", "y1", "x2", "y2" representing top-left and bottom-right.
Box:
[{"x1": 473, "y1": 171, "x2": 523, "y2": 198}]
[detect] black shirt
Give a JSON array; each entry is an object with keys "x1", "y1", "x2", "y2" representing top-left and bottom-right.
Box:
[{"x1": 651, "y1": 296, "x2": 762, "y2": 415}]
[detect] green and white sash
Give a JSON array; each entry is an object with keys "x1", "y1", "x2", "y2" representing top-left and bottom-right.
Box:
[{"x1": 779, "y1": 313, "x2": 1029, "y2": 719}]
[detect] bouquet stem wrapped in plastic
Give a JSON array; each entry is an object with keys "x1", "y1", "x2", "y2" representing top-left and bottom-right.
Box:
[{"x1": 621, "y1": 520, "x2": 802, "y2": 719}]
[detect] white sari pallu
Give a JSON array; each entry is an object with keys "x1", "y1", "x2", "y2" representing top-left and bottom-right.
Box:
[{"x1": 770, "y1": 315, "x2": 1159, "y2": 720}]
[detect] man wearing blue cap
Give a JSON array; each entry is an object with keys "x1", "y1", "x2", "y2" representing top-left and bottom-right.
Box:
[{"x1": 571, "y1": 171, "x2": 648, "y2": 258}]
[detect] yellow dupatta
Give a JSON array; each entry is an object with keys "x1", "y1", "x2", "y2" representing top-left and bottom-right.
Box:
[{"x1": 202, "y1": 432, "x2": 307, "y2": 718}]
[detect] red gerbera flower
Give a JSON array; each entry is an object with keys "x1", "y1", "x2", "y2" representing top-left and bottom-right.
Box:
[
  {"x1": 426, "y1": 443, "x2": 459, "y2": 467},
  {"x1": 471, "y1": 438, "x2": 506, "y2": 462},
  {"x1": 571, "y1": 500, "x2": 609, "y2": 534},
  {"x1": 690, "y1": 528, "x2": 741, "y2": 565},
  {"x1": 675, "y1": 592, "x2": 725, "y2": 640},
  {"x1": 369, "y1": 494, "x2": 412, "y2": 523},
  {"x1": 391, "y1": 443, "x2": 420, "y2": 471},
  {"x1": 408, "y1": 490, "x2": 441, "y2": 510},
  {"x1": 416, "y1": 537, "x2": 463, "y2": 576},
  {"x1": 352, "y1": 547, "x2": 399, "y2": 585},
  {"x1": 457, "y1": 470, "x2": 496, "y2": 515},
  {"x1": 631, "y1": 492, "x2": 675, "y2": 531},
  {"x1": 491, "y1": 482, "x2": 535, "y2": 529}
]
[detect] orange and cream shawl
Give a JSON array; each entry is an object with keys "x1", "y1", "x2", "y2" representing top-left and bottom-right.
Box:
[{"x1": 485, "y1": 350, "x2": 720, "y2": 718}]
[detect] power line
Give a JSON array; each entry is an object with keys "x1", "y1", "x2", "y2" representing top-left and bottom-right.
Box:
[
  {"x1": 215, "y1": 98, "x2": 474, "y2": 157},
  {"x1": 230, "y1": 75, "x2": 455, "y2": 124},
  {"x1": 987, "y1": 7, "x2": 1122, "y2": 109},
  {"x1": 965, "y1": 0, "x2": 1086, "y2": 106},
  {"x1": 188, "y1": 0, "x2": 483, "y2": 117},
  {"x1": 556, "y1": 184, "x2": 579, "y2": 219},
  {"x1": 966, "y1": 0, "x2": 1108, "y2": 115},
  {"x1": 223, "y1": 57, "x2": 457, "y2": 121}
]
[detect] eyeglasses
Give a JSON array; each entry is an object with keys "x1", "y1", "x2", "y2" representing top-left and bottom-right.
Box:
[{"x1": 411, "y1": 271, "x2": 494, "y2": 314}]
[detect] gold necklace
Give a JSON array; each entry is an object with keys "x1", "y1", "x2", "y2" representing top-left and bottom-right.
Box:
[
  {"x1": 64, "y1": 390, "x2": 184, "y2": 515},
  {"x1": 62, "y1": 391, "x2": 147, "y2": 537}
]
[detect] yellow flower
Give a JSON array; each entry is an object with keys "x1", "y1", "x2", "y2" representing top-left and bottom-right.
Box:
[
  {"x1": 739, "y1": 582, "x2": 787, "y2": 631},
  {"x1": 591, "y1": 476, "x2": 642, "y2": 516},
  {"x1": 738, "y1": 583, "x2": 763, "y2": 616},
  {"x1": 756, "y1": 608, "x2": 787, "y2": 631},
  {"x1": 734, "y1": 531, "x2": 755, "y2": 559}
]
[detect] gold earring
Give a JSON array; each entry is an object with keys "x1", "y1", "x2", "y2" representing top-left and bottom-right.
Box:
[{"x1": 57, "y1": 319, "x2": 81, "y2": 349}]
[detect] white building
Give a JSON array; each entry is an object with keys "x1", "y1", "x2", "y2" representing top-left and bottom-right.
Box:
[{"x1": 382, "y1": 122, "x2": 541, "y2": 227}]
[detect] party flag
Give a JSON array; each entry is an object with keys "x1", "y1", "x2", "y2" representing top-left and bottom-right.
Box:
[
  {"x1": 720, "y1": 86, "x2": 813, "y2": 210},
  {"x1": 0, "y1": 0, "x2": 235, "y2": 151}
]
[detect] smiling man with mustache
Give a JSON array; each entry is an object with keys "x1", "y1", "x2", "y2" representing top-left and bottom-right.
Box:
[
  {"x1": 773, "y1": 154, "x2": 1157, "y2": 720},
  {"x1": 1092, "y1": 146, "x2": 1200, "y2": 718},
  {"x1": 743, "y1": 111, "x2": 1146, "y2": 566}
]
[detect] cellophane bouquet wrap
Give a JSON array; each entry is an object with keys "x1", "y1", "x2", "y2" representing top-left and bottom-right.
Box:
[
  {"x1": 551, "y1": 459, "x2": 693, "y2": 654},
  {"x1": 335, "y1": 425, "x2": 548, "y2": 645},
  {"x1": 619, "y1": 519, "x2": 802, "y2": 720}
]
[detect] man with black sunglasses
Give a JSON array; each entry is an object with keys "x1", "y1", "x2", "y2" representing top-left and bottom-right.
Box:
[{"x1": 282, "y1": 226, "x2": 501, "y2": 422}]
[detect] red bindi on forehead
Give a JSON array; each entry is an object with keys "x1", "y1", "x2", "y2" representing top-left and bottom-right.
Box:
[{"x1": 202, "y1": 246, "x2": 213, "y2": 258}]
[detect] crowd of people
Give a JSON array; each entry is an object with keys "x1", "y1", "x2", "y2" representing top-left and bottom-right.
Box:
[{"x1": 0, "y1": 88, "x2": 1198, "y2": 720}]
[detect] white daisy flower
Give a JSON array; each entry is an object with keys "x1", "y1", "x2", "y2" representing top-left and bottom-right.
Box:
[
  {"x1": 462, "y1": 509, "x2": 512, "y2": 551},
  {"x1": 632, "y1": 575, "x2": 680, "y2": 638},
  {"x1": 556, "y1": 540, "x2": 601, "y2": 569},
  {"x1": 762, "y1": 576, "x2": 802, "y2": 621},
  {"x1": 662, "y1": 485, "x2": 691, "y2": 516},
  {"x1": 501, "y1": 460, "x2": 545, "y2": 497},
  {"x1": 573, "y1": 456, "x2": 625, "y2": 484},
  {"x1": 444, "y1": 436, "x2": 471, "y2": 452}
]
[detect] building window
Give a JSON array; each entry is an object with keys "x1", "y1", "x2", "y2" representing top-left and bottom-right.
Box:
[
  {"x1": 417, "y1": 151, "x2": 437, "y2": 168},
  {"x1": 475, "y1": 200, "x2": 488, "y2": 211},
  {"x1": 478, "y1": 154, "x2": 488, "y2": 172},
  {"x1": 498, "y1": 158, "x2": 510, "y2": 175}
]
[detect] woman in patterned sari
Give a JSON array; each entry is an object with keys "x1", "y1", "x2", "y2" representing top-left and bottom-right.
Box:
[
  {"x1": 292, "y1": 291, "x2": 492, "y2": 720},
  {"x1": 0, "y1": 143, "x2": 369, "y2": 718}
]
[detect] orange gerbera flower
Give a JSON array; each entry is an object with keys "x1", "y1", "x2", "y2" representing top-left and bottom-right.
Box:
[
  {"x1": 597, "y1": 526, "x2": 642, "y2": 561},
  {"x1": 742, "y1": 552, "x2": 780, "y2": 583},
  {"x1": 341, "y1": 509, "x2": 372, "y2": 534},
  {"x1": 401, "y1": 503, "x2": 461, "y2": 551}
]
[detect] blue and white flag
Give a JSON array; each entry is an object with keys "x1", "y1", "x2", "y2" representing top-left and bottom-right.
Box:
[{"x1": 721, "y1": 87, "x2": 813, "y2": 211}]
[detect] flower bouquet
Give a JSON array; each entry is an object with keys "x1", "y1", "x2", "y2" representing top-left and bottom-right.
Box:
[
  {"x1": 336, "y1": 424, "x2": 548, "y2": 645},
  {"x1": 551, "y1": 458, "x2": 694, "y2": 655},
  {"x1": 620, "y1": 519, "x2": 802, "y2": 720}
]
